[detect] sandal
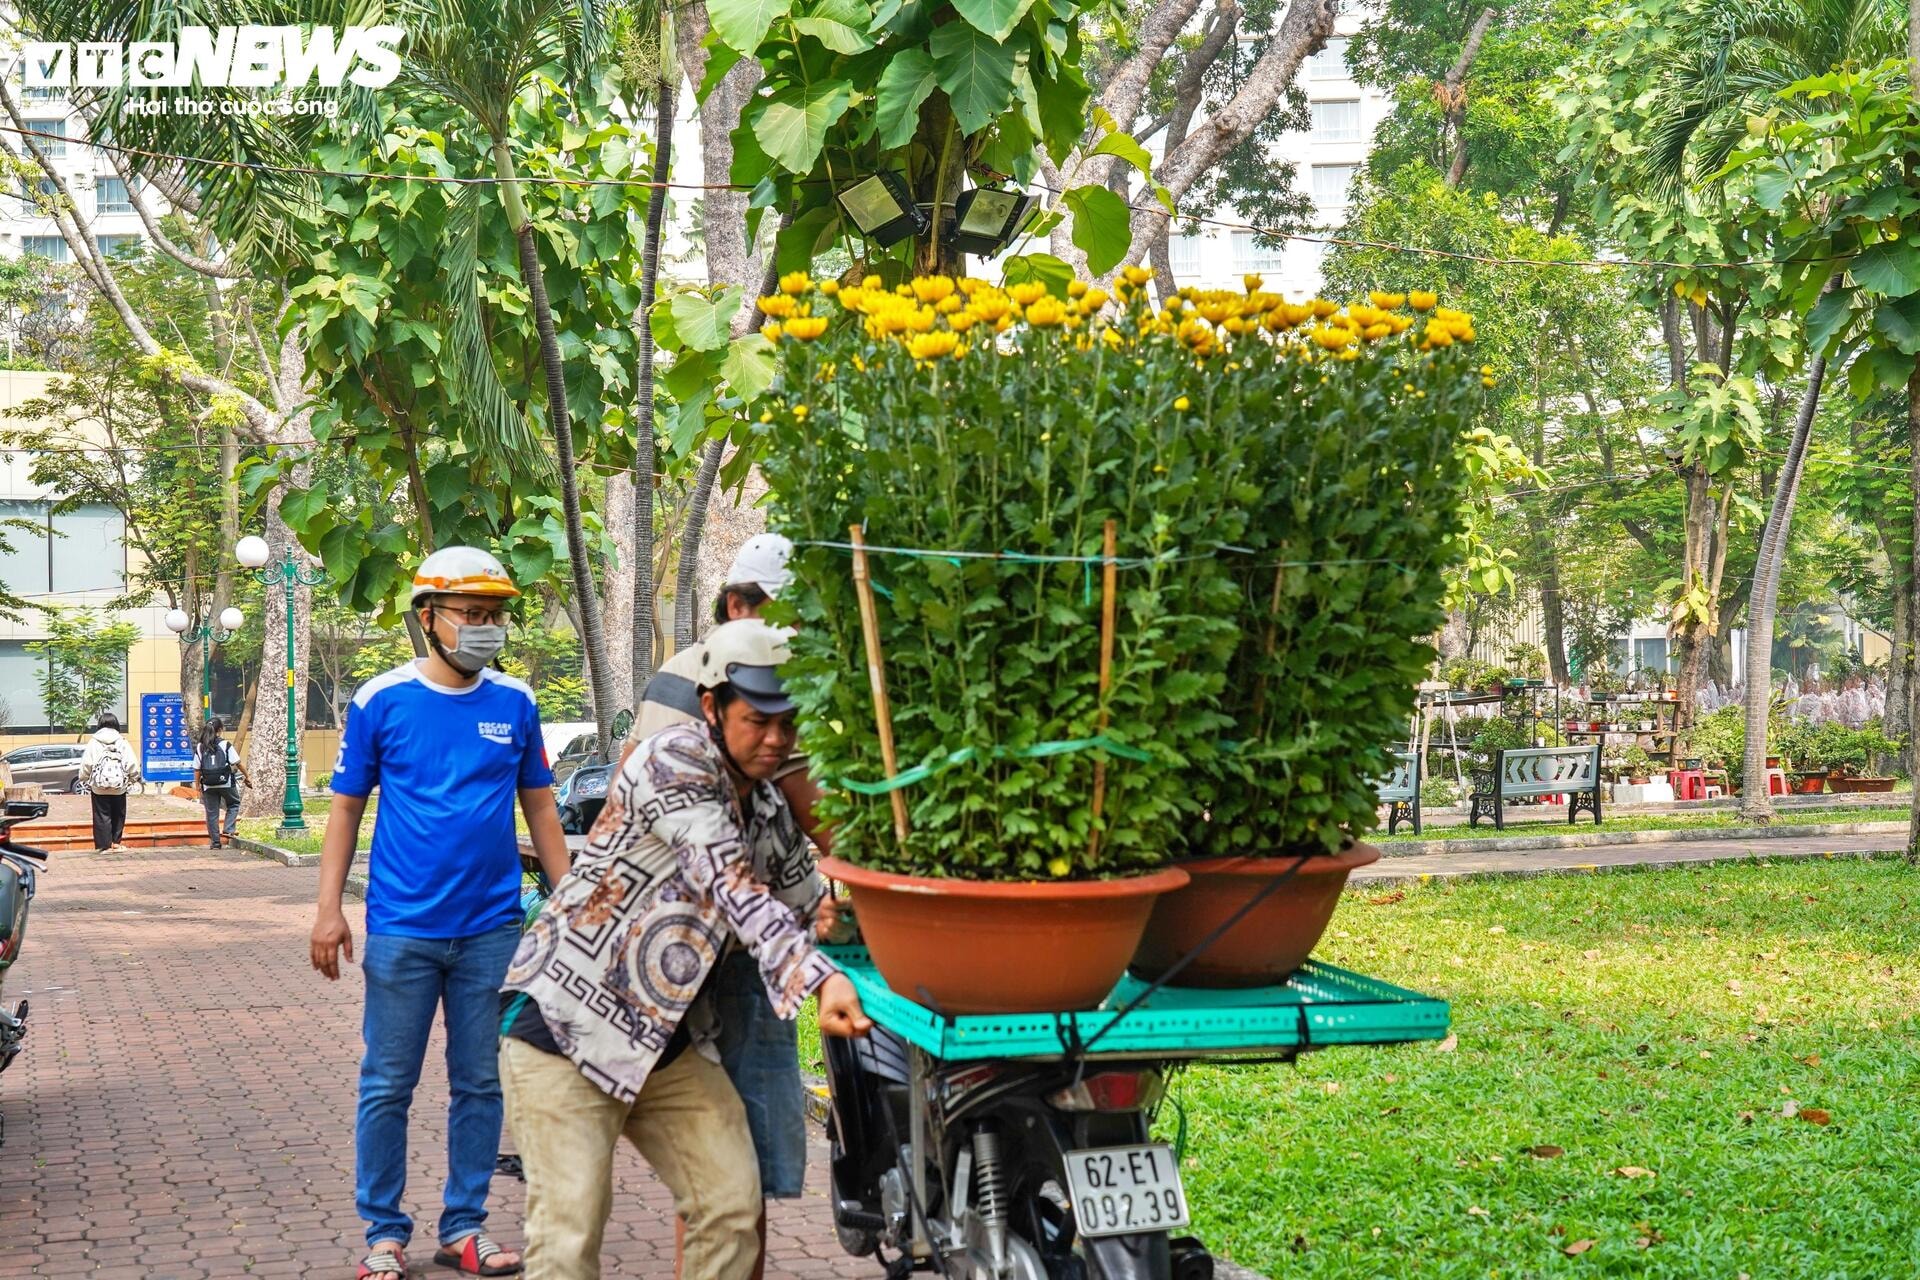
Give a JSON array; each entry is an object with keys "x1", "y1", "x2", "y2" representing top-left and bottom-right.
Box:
[
  {"x1": 434, "y1": 1233, "x2": 521, "y2": 1276},
  {"x1": 358, "y1": 1245, "x2": 408, "y2": 1278}
]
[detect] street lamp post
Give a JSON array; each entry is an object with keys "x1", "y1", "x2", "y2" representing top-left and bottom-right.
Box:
[
  {"x1": 163, "y1": 603, "x2": 245, "y2": 723},
  {"x1": 237, "y1": 535, "x2": 325, "y2": 835}
]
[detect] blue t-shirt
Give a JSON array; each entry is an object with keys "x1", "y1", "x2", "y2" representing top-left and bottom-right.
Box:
[{"x1": 331, "y1": 661, "x2": 554, "y2": 939}]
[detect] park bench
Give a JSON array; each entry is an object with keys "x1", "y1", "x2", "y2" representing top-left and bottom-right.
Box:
[
  {"x1": 1376, "y1": 748, "x2": 1421, "y2": 835},
  {"x1": 1468, "y1": 745, "x2": 1603, "y2": 831}
]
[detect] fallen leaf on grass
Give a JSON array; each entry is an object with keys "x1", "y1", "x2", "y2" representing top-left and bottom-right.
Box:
[
  {"x1": 1614, "y1": 1166, "x2": 1657, "y2": 1179},
  {"x1": 1368, "y1": 890, "x2": 1405, "y2": 905},
  {"x1": 1321, "y1": 1081, "x2": 1341, "y2": 1095},
  {"x1": 1467, "y1": 1205, "x2": 1489, "y2": 1217},
  {"x1": 1379, "y1": 1105, "x2": 1402, "y2": 1117},
  {"x1": 1564, "y1": 1239, "x2": 1596, "y2": 1256},
  {"x1": 1583, "y1": 948, "x2": 1602, "y2": 960},
  {"x1": 1798, "y1": 1107, "x2": 1831, "y2": 1126},
  {"x1": 1781, "y1": 1100, "x2": 1800, "y2": 1119},
  {"x1": 1526, "y1": 1144, "x2": 1565, "y2": 1159},
  {"x1": 1487, "y1": 925, "x2": 1507, "y2": 934},
  {"x1": 1739, "y1": 1111, "x2": 1755, "y2": 1125},
  {"x1": 1799, "y1": 1054, "x2": 1821, "y2": 1067},
  {"x1": 1435, "y1": 1034, "x2": 1458, "y2": 1053},
  {"x1": 1383, "y1": 1073, "x2": 1398, "y2": 1084}
]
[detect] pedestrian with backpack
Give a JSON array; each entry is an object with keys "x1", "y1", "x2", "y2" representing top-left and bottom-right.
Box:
[
  {"x1": 197, "y1": 718, "x2": 250, "y2": 849},
  {"x1": 78, "y1": 712, "x2": 140, "y2": 851}
]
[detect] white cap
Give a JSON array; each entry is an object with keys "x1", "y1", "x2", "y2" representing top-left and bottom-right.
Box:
[{"x1": 725, "y1": 533, "x2": 794, "y2": 598}]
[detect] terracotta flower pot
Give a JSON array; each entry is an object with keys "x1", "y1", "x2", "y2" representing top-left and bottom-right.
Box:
[
  {"x1": 1829, "y1": 776, "x2": 1895, "y2": 793},
  {"x1": 1791, "y1": 775, "x2": 1825, "y2": 795},
  {"x1": 819, "y1": 856, "x2": 1190, "y2": 1014},
  {"x1": 1129, "y1": 843, "x2": 1383, "y2": 989}
]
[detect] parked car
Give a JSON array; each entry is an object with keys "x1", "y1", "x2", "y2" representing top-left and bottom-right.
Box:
[
  {"x1": 541, "y1": 721, "x2": 600, "y2": 786},
  {"x1": 2, "y1": 744, "x2": 86, "y2": 793}
]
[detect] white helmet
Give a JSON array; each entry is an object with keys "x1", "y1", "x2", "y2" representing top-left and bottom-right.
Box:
[
  {"x1": 410, "y1": 546, "x2": 520, "y2": 606},
  {"x1": 724, "y1": 533, "x2": 794, "y2": 598},
  {"x1": 696, "y1": 619, "x2": 795, "y2": 714}
]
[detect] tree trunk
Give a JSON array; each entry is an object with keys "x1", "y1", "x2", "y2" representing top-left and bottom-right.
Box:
[
  {"x1": 243, "y1": 482, "x2": 313, "y2": 819},
  {"x1": 602, "y1": 472, "x2": 637, "y2": 710},
  {"x1": 1540, "y1": 562, "x2": 1569, "y2": 685},
  {"x1": 1440, "y1": 8, "x2": 1496, "y2": 188},
  {"x1": 494, "y1": 136, "x2": 618, "y2": 758},
  {"x1": 912, "y1": 92, "x2": 968, "y2": 277},
  {"x1": 631, "y1": 78, "x2": 674, "y2": 696},
  {"x1": 1120, "y1": 0, "x2": 1340, "y2": 270},
  {"x1": 674, "y1": 439, "x2": 725, "y2": 650},
  {"x1": 1739, "y1": 354, "x2": 1829, "y2": 822},
  {"x1": 1906, "y1": 358, "x2": 1920, "y2": 861},
  {"x1": 1886, "y1": 563, "x2": 1913, "y2": 769}
]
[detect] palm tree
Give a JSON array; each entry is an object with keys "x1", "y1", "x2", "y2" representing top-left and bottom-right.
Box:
[
  {"x1": 1630, "y1": 0, "x2": 1902, "y2": 821},
  {"x1": 396, "y1": 0, "x2": 627, "y2": 753}
]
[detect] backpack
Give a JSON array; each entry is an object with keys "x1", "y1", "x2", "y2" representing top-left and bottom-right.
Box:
[
  {"x1": 91, "y1": 744, "x2": 128, "y2": 793},
  {"x1": 197, "y1": 741, "x2": 234, "y2": 791}
]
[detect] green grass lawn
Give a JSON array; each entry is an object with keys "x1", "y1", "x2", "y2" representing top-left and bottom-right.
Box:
[
  {"x1": 1378, "y1": 805, "x2": 1901, "y2": 843},
  {"x1": 797, "y1": 859, "x2": 1920, "y2": 1274},
  {"x1": 1165, "y1": 858, "x2": 1920, "y2": 1276}
]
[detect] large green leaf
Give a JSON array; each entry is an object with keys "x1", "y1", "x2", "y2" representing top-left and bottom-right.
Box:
[
  {"x1": 875, "y1": 48, "x2": 940, "y2": 149},
  {"x1": 1001, "y1": 252, "x2": 1073, "y2": 296},
  {"x1": 1805, "y1": 286, "x2": 1856, "y2": 356},
  {"x1": 708, "y1": 0, "x2": 794, "y2": 55},
  {"x1": 1852, "y1": 240, "x2": 1920, "y2": 299},
  {"x1": 720, "y1": 333, "x2": 778, "y2": 402},
  {"x1": 1088, "y1": 131, "x2": 1151, "y2": 176},
  {"x1": 753, "y1": 78, "x2": 854, "y2": 173},
  {"x1": 1063, "y1": 184, "x2": 1131, "y2": 276},
  {"x1": 669, "y1": 289, "x2": 745, "y2": 352},
  {"x1": 951, "y1": 0, "x2": 1039, "y2": 42},
  {"x1": 1033, "y1": 60, "x2": 1092, "y2": 166},
  {"x1": 794, "y1": 14, "x2": 874, "y2": 51},
  {"x1": 930, "y1": 23, "x2": 1017, "y2": 135},
  {"x1": 1872, "y1": 295, "x2": 1920, "y2": 356}
]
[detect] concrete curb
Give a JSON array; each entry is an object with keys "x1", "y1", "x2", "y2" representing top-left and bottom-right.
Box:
[
  {"x1": 1379, "y1": 819, "x2": 1907, "y2": 858},
  {"x1": 228, "y1": 836, "x2": 370, "y2": 899},
  {"x1": 1358, "y1": 845, "x2": 1902, "y2": 887}
]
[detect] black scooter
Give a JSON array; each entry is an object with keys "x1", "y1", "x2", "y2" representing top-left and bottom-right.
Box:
[
  {"x1": 0, "y1": 799, "x2": 51, "y2": 1146},
  {"x1": 823, "y1": 1028, "x2": 1215, "y2": 1280}
]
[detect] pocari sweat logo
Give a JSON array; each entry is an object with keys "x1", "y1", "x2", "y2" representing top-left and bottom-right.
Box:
[
  {"x1": 478, "y1": 720, "x2": 514, "y2": 746},
  {"x1": 22, "y1": 25, "x2": 404, "y2": 91}
]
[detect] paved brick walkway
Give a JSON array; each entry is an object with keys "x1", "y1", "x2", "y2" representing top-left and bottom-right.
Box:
[
  {"x1": 0, "y1": 848, "x2": 860, "y2": 1279},
  {"x1": 1355, "y1": 829, "x2": 1908, "y2": 882}
]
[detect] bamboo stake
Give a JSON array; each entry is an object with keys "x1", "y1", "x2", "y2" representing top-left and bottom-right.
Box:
[
  {"x1": 849, "y1": 525, "x2": 911, "y2": 849},
  {"x1": 1250, "y1": 559, "x2": 1287, "y2": 721},
  {"x1": 1088, "y1": 520, "x2": 1119, "y2": 860}
]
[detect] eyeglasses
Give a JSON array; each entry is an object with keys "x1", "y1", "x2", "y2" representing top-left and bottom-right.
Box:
[{"x1": 436, "y1": 604, "x2": 509, "y2": 626}]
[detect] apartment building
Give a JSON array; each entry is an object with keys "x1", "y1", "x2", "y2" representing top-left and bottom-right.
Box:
[
  {"x1": 1161, "y1": 18, "x2": 1390, "y2": 297},
  {"x1": 1, "y1": 79, "x2": 155, "y2": 264}
]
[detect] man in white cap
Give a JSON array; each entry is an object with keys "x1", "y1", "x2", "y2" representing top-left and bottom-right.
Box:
[{"x1": 619, "y1": 532, "x2": 838, "y2": 1280}]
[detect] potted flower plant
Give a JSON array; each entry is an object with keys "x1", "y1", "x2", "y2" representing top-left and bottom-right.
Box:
[{"x1": 761, "y1": 272, "x2": 1487, "y2": 1006}]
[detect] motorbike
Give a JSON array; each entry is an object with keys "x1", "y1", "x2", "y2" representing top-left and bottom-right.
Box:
[
  {"x1": 824, "y1": 1023, "x2": 1216, "y2": 1280},
  {"x1": 0, "y1": 798, "x2": 50, "y2": 1145}
]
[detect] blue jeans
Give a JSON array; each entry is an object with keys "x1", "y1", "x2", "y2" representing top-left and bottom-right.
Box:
[
  {"x1": 713, "y1": 949, "x2": 809, "y2": 1198},
  {"x1": 356, "y1": 922, "x2": 522, "y2": 1249}
]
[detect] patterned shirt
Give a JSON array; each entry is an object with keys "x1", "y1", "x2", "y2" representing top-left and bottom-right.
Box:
[{"x1": 502, "y1": 722, "x2": 837, "y2": 1102}]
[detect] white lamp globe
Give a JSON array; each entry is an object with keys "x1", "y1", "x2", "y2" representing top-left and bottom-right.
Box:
[
  {"x1": 164, "y1": 608, "x2": 190, "y2": 634},
  {"x1": 218, "y1": 607, "x2": 244, "y2": 632},
  {"x1": 235, "y1": 535, "x2": 271, "y2": 569}
]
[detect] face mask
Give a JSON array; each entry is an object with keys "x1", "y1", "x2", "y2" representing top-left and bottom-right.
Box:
[{"x1": 435, "y1": 618, "x2": 506, "y2": 674}]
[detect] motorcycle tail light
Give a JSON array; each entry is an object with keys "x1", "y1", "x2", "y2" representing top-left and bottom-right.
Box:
[{"x1": 1047, "y1": 1070, "x2": 1165, "y2": 1112}]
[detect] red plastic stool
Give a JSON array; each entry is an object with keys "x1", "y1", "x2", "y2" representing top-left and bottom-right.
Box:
[{"x1": 1666, "y1": 768, "x2": 1706, "y2": 800}]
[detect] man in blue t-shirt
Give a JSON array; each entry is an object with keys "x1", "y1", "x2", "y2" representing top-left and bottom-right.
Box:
[{"x1": 311, "y1": 546, "x2": 572, "y2": 1280}]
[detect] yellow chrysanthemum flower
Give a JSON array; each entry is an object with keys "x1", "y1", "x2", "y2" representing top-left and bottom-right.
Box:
[
  {"x1": 1310, "y1": 326, "x2": 1355, "y2": 350},
  {"x1": 792, "y1": 404, "x2": 810, "y2": 419},
  {"x1": 1009, "y1": 282, "x2": 1049, "y2": 306},
  {"x1": 779, "y1": 271, "x2": 812, "y2": 295},
  {"x1": 912, "y1": 276, "x2": 956, "y2": 304},
  {"x1": 762, "y1": 321, "x2": 783, "y2": 341},
  {"x1": 936, "y1": 294, "x2": 963, "y2": 314},
  {"x1": 1369, "y1": 291, "x2": 1406, "y2": 310},
  {"x1": 1242, "y1": 273, "x2": 1262, "y2": 292},
  {"x1": 948, "y1": 311, "x2": 981, "y2": 332},
  {"x1": 1362, "y1": 322, "x2": 1393, "y2": 341},
  {"x1": 757, "y1": 295, "x2": 797, "y2": 318},
  {"x1": 784, "y1": 316, "x2": 829, "y2": 341},
  {"x1": 820, "y1": 279, "x2": 840, "y2": 297},
  {"x1": 1408, "y1": 290, "x2": 1438, "y2": 311},
  {"x1": 971, "y1": 295, "x2": 1012, "y2": 323},
  {"x1": 1068, "y1": 280, "x2": 1088, "y2": 298},
  {"x1": 1310, "y1": 299, "x2": 1340, "y2": 318},
  {"x1": 1174, "y1": 395, "x2": 1191, "y2": 411},
  {"x1": 861, "y1": 274, "x2": 883, "y2": 289},
  {"x1": 1026, "y1": 297, "x2": 1068, "y2": 327},
  {"x1": 908, "y1": 331, "x2": 960, "y2": 360},
  {"x1": 1082, "y1": 288, "x2": 1110, "y2": 311}
]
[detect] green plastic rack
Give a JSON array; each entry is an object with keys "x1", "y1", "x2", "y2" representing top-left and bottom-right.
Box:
[{"x1": 822, "y1": 946, "x2": 1451, "y2": 1063}]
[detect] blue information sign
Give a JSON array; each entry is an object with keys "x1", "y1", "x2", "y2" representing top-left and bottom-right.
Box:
[{"x1": 141, "y1": 692, "x2": 194, "y2": 783}]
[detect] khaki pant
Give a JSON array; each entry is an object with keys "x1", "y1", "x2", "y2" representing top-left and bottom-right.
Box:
[{"x1": 500, "y1": 1037, "x2": 762, "y2": 1280}]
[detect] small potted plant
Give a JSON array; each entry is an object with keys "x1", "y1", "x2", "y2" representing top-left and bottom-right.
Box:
[{"x1": 1620, "y1": 745, "x2": 1654, "y2": 786}]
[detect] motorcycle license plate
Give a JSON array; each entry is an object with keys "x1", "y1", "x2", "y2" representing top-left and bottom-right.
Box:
[{"x1": 1063, "y1": 1144, "x2": 1190, "y2": 1238}]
